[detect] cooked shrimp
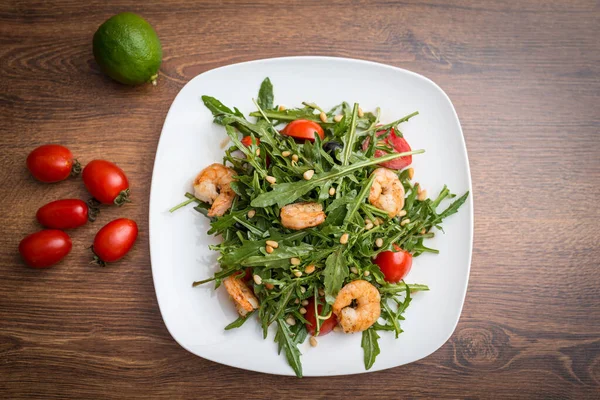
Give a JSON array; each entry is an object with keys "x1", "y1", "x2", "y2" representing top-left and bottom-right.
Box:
[
  {"x1": 368, "y1": 167, "x2": 405, "y2": 218},
  {"x1": 332, "y1": 280, "x2": 381, "y2": 333},
  {"x1": 223, "y1": 275, "x2": 259, "y2": 317},
  {"x1": 280, "y1": 202, "x2": 326, "y2": 230},
  {"x1": 193, "y1": 163, "x2": 236, "y2": 217}
]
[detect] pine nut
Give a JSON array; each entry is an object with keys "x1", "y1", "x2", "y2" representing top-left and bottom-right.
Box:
[
  {"x1": 375, "y1": 238, "x2": 384, "y2": 248},
  {"x1": 373, "y1": 218, "x2": 380, "y2": 227},
  {"x1": 293, "y1": 270, "x2": 303, "y2": 277},
  {"x1": 291, "y1": 154, "x2": 299, "y2": 162},
  {"x1": 290, "y1": 257, "x2": 301, "y2": 266},
  {"x1": 303, "y1": 169, "x2": 315, "y2": 180},
  {"x1": 334, "y1": 114, "x2": 343, "y2": 122},
  {"x1": 364, "y1": 270, "x2": 370, "y2": 277},
  {"x1": 281, "y1": 150, "x2": 291, "y2": 157},
  {"x1": 318, "y1": 288, "x2": 325, "y2": 297},
  {"x1": 417, "y1": 190, "x2": 428, "y2": 201},
  {"x1": 278, "y1": 105, "x2": 286, "y2": 111},
  {"x1": 375, "y1": 217, "x2": 384, "y2": 225},
  {"x1": 300, "y1": 286, "x2": 306, "y2": 294},
  {"x1": 319, "y1": 112, "x2": 327, "y2": 122},
  {"x1": 266, "y1": 175, "x2": 276, "y2": 184},
  {"x1": 407, "y1": 168, "x2": 414, "y2": 180},
  {"x1": 255, "y1": 148, "x2": 261, "y2": 156},
  {"x1": 295, "y1": 298, "x2": 300, "y2": 304},
  {"x1": 340, "y1": 233, "x2": 349, "y2": 244},
  {"x1": 398, "y1": 210, "x2": 407, "y2": 217},
  {"x1": 301, "y1": 299, "x2": 309, "y2": 306},
  {"x1": 266, "y1": 240, "x2": 279, "y2": 248},
  {"x1": 420, "y1": 228, "x2": 426, "y2": 234},
  {"x1": 329, "y1": 187, "x2": 336, "y2": 196},
  {"x1": 350, "y1": 267, "x2": 358, "y2": 274},
  {"x1": 265, "y1": 245, "x2": 274, "y2": 254},
  {"x1": 286, "y1": 316, "x2": 296, "y2": 326},
  {"x1": 247, "y1": 209, "x2": 256, "y2": 218},
  {"x1": 265, "y1": 283, "x2": 274, "y2": 290},
  {"x1": 358, "y1": 107, "x2": 364, "y2": 118},
  {"x1": 253, "y1": 275, "x2": 262, "y2": 285},
  {"x1": 365, "y1": 222, "x2": 374, "y2": 230},
  {"x1": 305, "y1": 265, "x2": 315, "y2": 274},
  {"x1": 401, "y1": 218, "x2": 411, "y2": 226},
  {"x1": 309, "y1": 336, "x2": 318, "y2": 347},
  {"x1": 300, "y1": 307, "x2": 307, "y2": 314}
]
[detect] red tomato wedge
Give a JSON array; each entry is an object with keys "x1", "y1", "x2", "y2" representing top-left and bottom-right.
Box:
[
  {"x1": 362, "y1": 127, "x2": 412, "y2": 170},
  {"x1": 374, "y1": 244, "x2": 413, "y2": 283},
  {"x1": 19, "y1": 230, "x2": 72, "y2": 268},
  {"x1": 305, "y1": 298, "x2": 338, "y2": 336},
  {"x1": 280, "y1": 119, "x2": 325, "y2": 141},
  {"x1": 36, "y1": 199, "x2": 88, "y2": 229},
  {"x1": 241, "y1": 136, "x2": 260, "y2": 147}
]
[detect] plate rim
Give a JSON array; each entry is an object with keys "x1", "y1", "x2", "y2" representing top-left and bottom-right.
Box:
[{"x1": 148, "y1": 55, "x2": 474, "y2": 376}]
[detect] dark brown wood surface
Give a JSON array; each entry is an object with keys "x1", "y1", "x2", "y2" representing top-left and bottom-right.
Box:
[{"x1": 1, "y1": 0, "x2": 599, "y2": 398}]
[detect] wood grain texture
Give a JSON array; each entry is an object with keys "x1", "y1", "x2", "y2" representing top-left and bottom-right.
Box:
[{"x1": 1, "y1": 0, "x2": 599, "y2": 398}]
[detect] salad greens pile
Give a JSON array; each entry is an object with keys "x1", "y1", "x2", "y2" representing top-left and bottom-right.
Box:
[{"x1": 172, "y1": 78, "x2": 469, "y2": 377}]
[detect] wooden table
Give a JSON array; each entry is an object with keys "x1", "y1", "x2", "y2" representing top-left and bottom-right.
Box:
[{"x1": 1, "y1": 1, "x2": 599, "y2": 398}]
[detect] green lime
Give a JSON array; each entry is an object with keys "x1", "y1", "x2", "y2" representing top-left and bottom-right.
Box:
[{"x1": 93, "y1": 12, "x2": 162, "y2": 85}]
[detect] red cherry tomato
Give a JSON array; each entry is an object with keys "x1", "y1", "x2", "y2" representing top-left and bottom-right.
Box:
[
  {"x1": 362, "y1": 127, "x2": 412, "y2": 170},
  {"x1": 26, "y1": 144, "x2": 80, "y2": 183},
  {"x1": 305, "y1": 298, "x2": 338, "y2": 336},
  {"x1": 36, "y1": 199, "x2": 89, "y2": 229},
  {"x1": 19, "y1": 230, "x2": 72, "y2": 268},
  {"x1": 234, "y1": 268, "x2": 253, "y2": 283},
  {"x1": 281, "y1": 119, "x2": 325, "y2": 141},
  {"x1": 374, "y1": 245, "x2": 413, "y2": 283},
  {"x1": 92, "y1": 218, "x2": 138, "y2": 265},
  {"x1": 82, "y1": 160, "x2": 130, "y2": 205},
  {"x1": 241, "y1": 136, "x2": 260, "y2": 147}
]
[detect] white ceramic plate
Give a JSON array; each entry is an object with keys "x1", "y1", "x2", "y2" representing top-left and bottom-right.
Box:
[{"x1": 149, "y1": 56, "x2": 473, "y2": 376}]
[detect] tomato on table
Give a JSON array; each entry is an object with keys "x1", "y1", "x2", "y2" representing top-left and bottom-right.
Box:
[
  {"x1": 82, "y1": 160, "x2": 130, "y2": 205},
  {"x1": 362, "y1": 127, "x2": 412, "y2": 170},
  {"x1": 19, "y1": 230, "x2": 72, "y2": 268},
  {"x1": 92, "y1": 218, "x2": 138, "y2": 265},
  {"x1": 304, "y1": 298, "x2": 338, "y2": 336},
  {"x1": 374, "y1": 244, "x2": 413, "y2": 283},
  {"x1": 36, "y1": 199, "x2": 89, "y2": 229},
  {"x1": 26, "y1": 144, "x2": 80, "y2": 183},
  {"x1": 280, "y1": 119, "x2": 325, "y2": 141}
]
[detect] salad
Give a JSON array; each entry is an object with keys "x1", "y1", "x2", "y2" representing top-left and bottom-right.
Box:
[{"x1": 171, "y1": 78, "x2": 469, "y2": 377}]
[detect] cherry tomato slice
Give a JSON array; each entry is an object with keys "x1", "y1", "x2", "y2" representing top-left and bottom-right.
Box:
[
  {"x1": 241, "y1": 136, "x2": 260, "y2": 147},
  {"x1": 82, "y1": 160, "x2": 130, "y2": 205},
  {"x1": 26, "y1": 144, "x2": 80, "y2": 183},
  {"x1": 362, "y1": 127, "x2": 412, "y2": 170},
  {"x1": 19, "y1": 230, "x2": 72, "y2": 268},
  {"x1": 280, "y1": 119, "x2": 325, "y2": 141},
  {"x1": 374, "y1": 244, "x2": 413, "y2": 283},
  {"x1": 36, "y1": 199, "x2": 88, "y2": 229},
  {"x1": 305, "y1": 298, "x2": 338, "y2": 336},
  {"x1": 92, "y1": 218, "x2": 138, "y2": 265}
]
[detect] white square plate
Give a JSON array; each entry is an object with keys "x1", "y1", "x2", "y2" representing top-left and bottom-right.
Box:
[{"x1": 149, "y1": 56, "x2": 473, "y2": 376}]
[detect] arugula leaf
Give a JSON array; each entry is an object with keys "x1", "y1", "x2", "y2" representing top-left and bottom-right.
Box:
[
  {"x1": 435, "y1": 191, "x2": 470, "y2": 221},
  {"x1": 224, "y1": 311, "x2": 255, "y2": 330},
  {"x1": 275, "y1": 319, "x2": 303, "y2": 377},
  {"x1": 242, "y1": 243, "x2": 315, "y2": 267},
  {"x1": 257, "y1": 77, "x2": 274, "y2": 110},
  {"x1": 361, "y1": 327, "x2": 381, "y2": 370},
  {"x1": 201, "y1": 95, "x2": 235, "y2": 125},
  {"x1": 250, "y1": 150, "x2": 424, "y2": 208},
  {"x1": 344, "y1": 174, "x2": 375, "y2": 226},
  {"x1": 341, "y1": 103, "x2": 359, "y2": 166},
  {"x1": 323, "y1": 248, "x2": 348, "y2": 304}
]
